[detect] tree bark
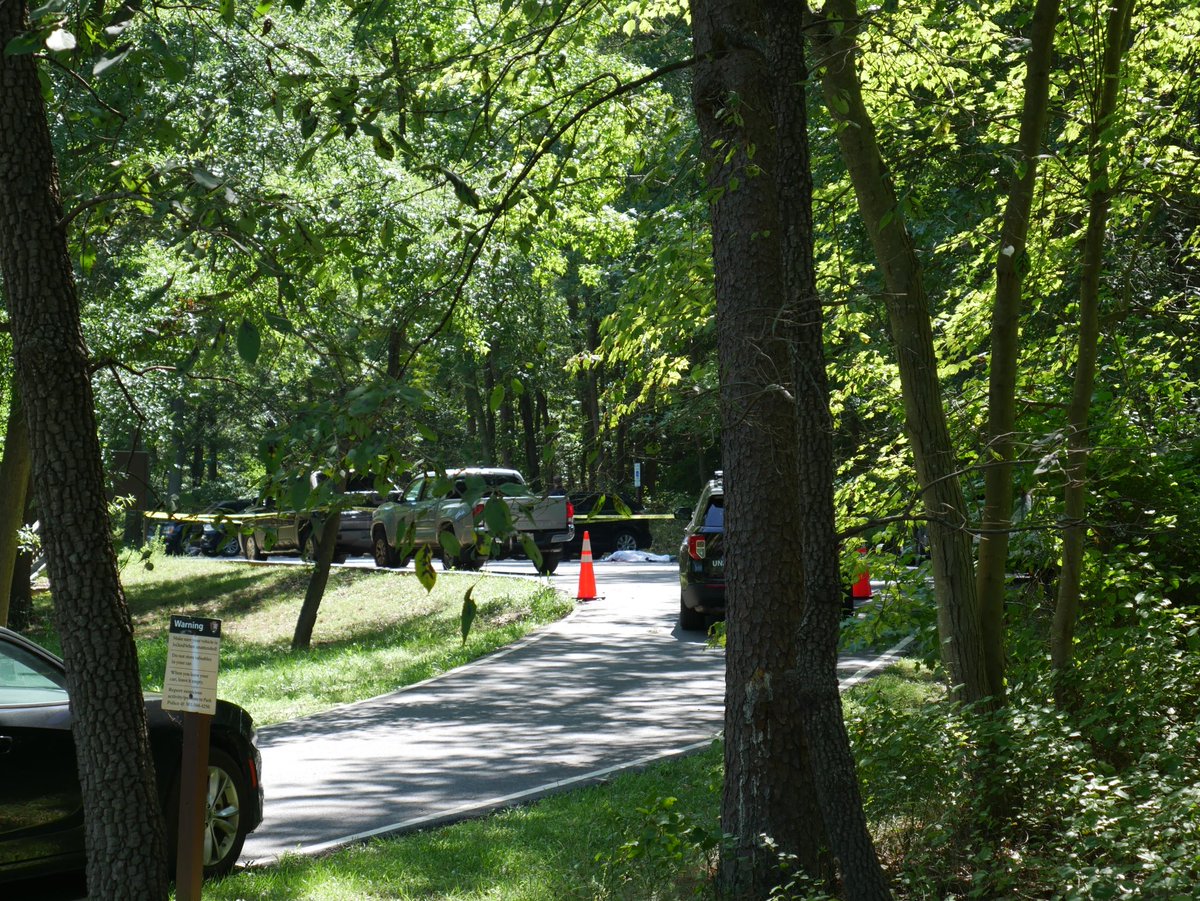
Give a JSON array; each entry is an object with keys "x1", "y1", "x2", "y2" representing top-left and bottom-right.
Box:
[
  {"x1": 0, "y1": 387, "x2": 31, "y2": 626},
  {"x1": 810, "y1": 0, "x2": 990, "y2": 705},
  {"x1": 0, "y1": 1, "x2": 169, "y2": 894},
  {"x1": 975, "y1": 0, "x2": 1062, "y2": 703},
  {"x1": 292, "y1": 509, "x2": 343, "y2": 651},
  {"x1": 691, "y1": 0, "x2": 889, "y2": 895},
  {"x1": 1052, "y1": 0, "x2": 1134, "y2": 673},
  {"x1": 519, "y1": 390, "x2": 539, "y2": 488},
  {"x1": 768, "y1": 4, "x2": 892, "y2": 894}
]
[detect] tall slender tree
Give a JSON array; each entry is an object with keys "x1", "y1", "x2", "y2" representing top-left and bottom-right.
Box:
[
  {"x1": 0, "y1": 2, "x2": 168, "y2": 895},
  {"x1": 1052, "y1": 0, "x2": 1135, "y2": 674},
  {"x1": 975, "y1": 0, "x2": 1062, "y2": 702},
  {"x1": 809, "y1": 0, "x2": 990, "y2": 704}
]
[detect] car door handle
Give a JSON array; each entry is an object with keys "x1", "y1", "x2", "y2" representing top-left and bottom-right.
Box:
[{"x1": 0, "y1": 734, "x2": 13, "y2": 754}]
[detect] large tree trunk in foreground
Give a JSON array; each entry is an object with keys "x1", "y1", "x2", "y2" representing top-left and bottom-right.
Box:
[
  {"x1": 0, "y1": 2, "x2": 168, "y2": 895},
  {"x1": 0, "y1": 388, "x2": 31, "y2": 626},
  {"x1": 1052, "y1": 0, "x2": 1134, "y2": 674},
  {"x1": 691, "y1": 0, "x2": 889, "y2": 896},
  {"x1": 811, "y1": 0, "x2": 989, "y2": 705},
  {"x1": 975, "y1": 0, "x2": 1062, "y2": 703}
]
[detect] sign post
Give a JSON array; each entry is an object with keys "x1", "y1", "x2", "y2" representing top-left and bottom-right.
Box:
[
  {"x1": 163, "y1": 615, "x2": 221, "y2": 900},
  {"x1": 633, "y1": 462, "x2": 643, "y2": 504}
]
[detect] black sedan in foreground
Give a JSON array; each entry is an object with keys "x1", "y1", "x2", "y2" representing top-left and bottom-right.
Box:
[{"x1": 0, "y1": 627, "x2": 263, "y2": 887}]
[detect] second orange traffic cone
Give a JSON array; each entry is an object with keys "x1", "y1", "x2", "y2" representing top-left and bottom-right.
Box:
[{"x1": 576, "y1": 530, "x2": 598, "y2": 600}]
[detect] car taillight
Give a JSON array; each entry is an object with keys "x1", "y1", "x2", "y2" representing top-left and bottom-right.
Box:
[
  {"x1": 688, "y1": 535, "x2": 707, "y2": 560},
  {"x1": 473, "y1": 503, "x2": 485, "y2": 519},
  {"x1": 566, "y1": 501, "x2": 574, "y2": 522}
]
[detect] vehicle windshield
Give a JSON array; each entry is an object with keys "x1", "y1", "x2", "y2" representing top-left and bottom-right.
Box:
[{"x1": 0, "y1": 640, "x2": 68, "y2": 705}]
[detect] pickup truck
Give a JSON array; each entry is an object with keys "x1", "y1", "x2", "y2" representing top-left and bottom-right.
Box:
[{"x1": 370, "y1": 468, "x2": 574, "y2": 574}]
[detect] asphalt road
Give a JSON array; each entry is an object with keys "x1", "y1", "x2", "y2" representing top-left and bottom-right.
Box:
[{"x1": 239, "y1": 557, "x2": 906, "y2": 865}]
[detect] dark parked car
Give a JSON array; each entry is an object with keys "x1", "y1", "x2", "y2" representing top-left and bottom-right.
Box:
[
  {"x1": 0, "y1": 627, "x2": 263, "y2": 885},
  {"x1": 566, "y1": 492, "x2": 654, "y2": 557},
  {"x1": 157, "y1": 499, "x2": 254, "y2": 557},
  {"x1": 676, "y1": 473, "x2": 725, "y2": 631},
  {"x1": 198, "y1": 499, "x2": 256, "y2": 557}
]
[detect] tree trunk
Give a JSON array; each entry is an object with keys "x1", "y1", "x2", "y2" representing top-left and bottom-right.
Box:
[
  {"x1": 975, "y1": 0, "x2": 1062, "y2": 703},
  {"x1": 0, "y1": 1, "x2": 169, "y2": 894},
  {"x1": 168, "y1": 396, "x2": 185, "y2": 500},
  {"x1": 768, "y1": 4, "x2": 892, "y2": 894},
  {"x1": 810, "y1": 0, "x2": 990, "y2": 705},
  {"x1": 1052, "y1": 0, "x2": 1134, "y2": 673},
  {"x1": 519, "y1": 390, "x2": 539, "y2": 488},
  {"x1": 692, "y1": 0, "x2": 889, "y2": 895},
  {"x1": 292, "y1": 509, "x2": 343, "y2": 651},
  {"x1": 0, "y1": 388, "x2": 31, "y2": 626}
]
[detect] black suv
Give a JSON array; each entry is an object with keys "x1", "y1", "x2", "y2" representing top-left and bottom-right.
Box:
[{"x1": 675, "y1": 473, "x2": 725, "y2": 630}]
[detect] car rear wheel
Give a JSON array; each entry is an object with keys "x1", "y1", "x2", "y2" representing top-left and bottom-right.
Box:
[
  {"x1": 613, "y1": 529, "x2": 640, "y2": 552},
  {"x1": 299, "y1": 529, "x2": 317, "y2": 562},
  {"x1": 535, "y1": 549, "x2": 562, "y2": 575},
  {"x1": 243, "y1": 534, "x2": 266, "y2": 561},
  {"x1": 679, "y1": 598, "x2": 707, "y2": 631}
]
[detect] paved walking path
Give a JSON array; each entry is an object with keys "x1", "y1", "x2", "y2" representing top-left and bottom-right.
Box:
[{"x1": 240, "y1": 560, "x2": 904, "y2": 864}]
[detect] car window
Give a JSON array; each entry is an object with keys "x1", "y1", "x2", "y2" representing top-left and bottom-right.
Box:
[
  {"x1": 0, "y1": 640, "x2": 68, "y2": 705},
  {"x1": 404, "y1": 478, "x2": 425, "y2": 503},
  {"x1": 702, "y1": 496, "x2": 724, "y2": 529}
]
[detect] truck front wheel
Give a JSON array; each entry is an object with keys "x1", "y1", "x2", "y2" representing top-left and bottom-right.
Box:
[{"x1": 373, "y1": 530, "x2": 399, "y2": 568}]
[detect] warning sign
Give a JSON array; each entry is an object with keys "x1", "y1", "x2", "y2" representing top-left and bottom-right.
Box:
[{"x1": 163, "y1": 615, "x2": 221, "y2": 715}]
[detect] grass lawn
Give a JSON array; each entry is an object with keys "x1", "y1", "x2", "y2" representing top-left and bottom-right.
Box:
[
  {"x1": 29, "y1": 553, "x2": 572, "y2": 725},
  {"x1": 204, "y1": 741, "x2": 725, "y2": 901}
]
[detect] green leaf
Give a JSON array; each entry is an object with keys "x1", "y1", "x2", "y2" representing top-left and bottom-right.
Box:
[
  {"x1": 93, "y1": 44, "x2": 132, "y2": 76},
  {"x1": 520, "y1": 533, "x2": 543, "y2": 568},
  {"x1": 483, "y1": 496, "x2": 511, "y2": 535},
  {"x1": 5, "y1": 32, "x2": 46, "y2": 57},
  {"x1": 191, "y1": 167, "x2": 223, "y2": 190},
  {"x1": 442, "y1": 168, "x2": 480, "y2": 209},
  {"x1": 236, "y1": 318, "x2": 261, "y2": 364},
  {"x1": 372, "y1": 135, "x2": 395, "y2": 160},
  {"x1": 44, "y1": 28, "x2": 76, "y2": 52},
  {"x1": 414, "y1": 546, "x2": 437, "y2": 591},
  {"x1": 438, "y1": 529, "x2": 461, "y2": 558},
  {"x1": 488, "y1": 384, "x2": 505, "y2": 412},
  {"x1": 510, "y1": 378, "x2": 524, "y2": 397},
  {"x1": 264, "y1": 311, "x2": 294, "y2": 334},
  {"x1": 220, "y1": 0, "x2": 236, "y2": 25},
  {"x1": 460, "y1": 586, "x2": 477, "y2": 644},
  {"x1": 288, "y1": 477, "x2": 310, "y2": 511}
]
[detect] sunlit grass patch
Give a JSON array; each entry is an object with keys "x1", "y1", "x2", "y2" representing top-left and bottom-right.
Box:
[{"x1": 33, "y1": 553, "x2": 572, "y2": 725}]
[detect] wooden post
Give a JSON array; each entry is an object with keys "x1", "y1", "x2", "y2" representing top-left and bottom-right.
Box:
[{"x1": 175, "y1": 711, "x2": 212, "y2": 900}]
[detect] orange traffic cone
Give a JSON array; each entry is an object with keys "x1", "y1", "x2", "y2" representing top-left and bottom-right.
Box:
[{"x1": 576, "y1": 531, "x2": 598, "y2": 601}]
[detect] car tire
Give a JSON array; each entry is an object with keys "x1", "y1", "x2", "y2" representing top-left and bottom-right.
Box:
[
  {"x1": 613, "y1": 529, "x2": 640, "y2": 552},
  {"x1": 243, "y1": 534, "x2": 266, "y2": 562},
  {"x1": 219, "y1": 536, "x2": 241, "y2": 558},
  {"x1": 535, "y1": 549, "x2": 561, "y2": 575},
  {"x1": 167, "y1": 746, "x2": 252, "y2": 881},
  {"x1": 299, "y1": 529, "x2": 318, "y2": 562},
  {"x1": 679, "y1": 598, "x2": 707, "y2": 631},
  {"x1": 373, "y1": 530, "x2": 399, "y2": 568}
]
